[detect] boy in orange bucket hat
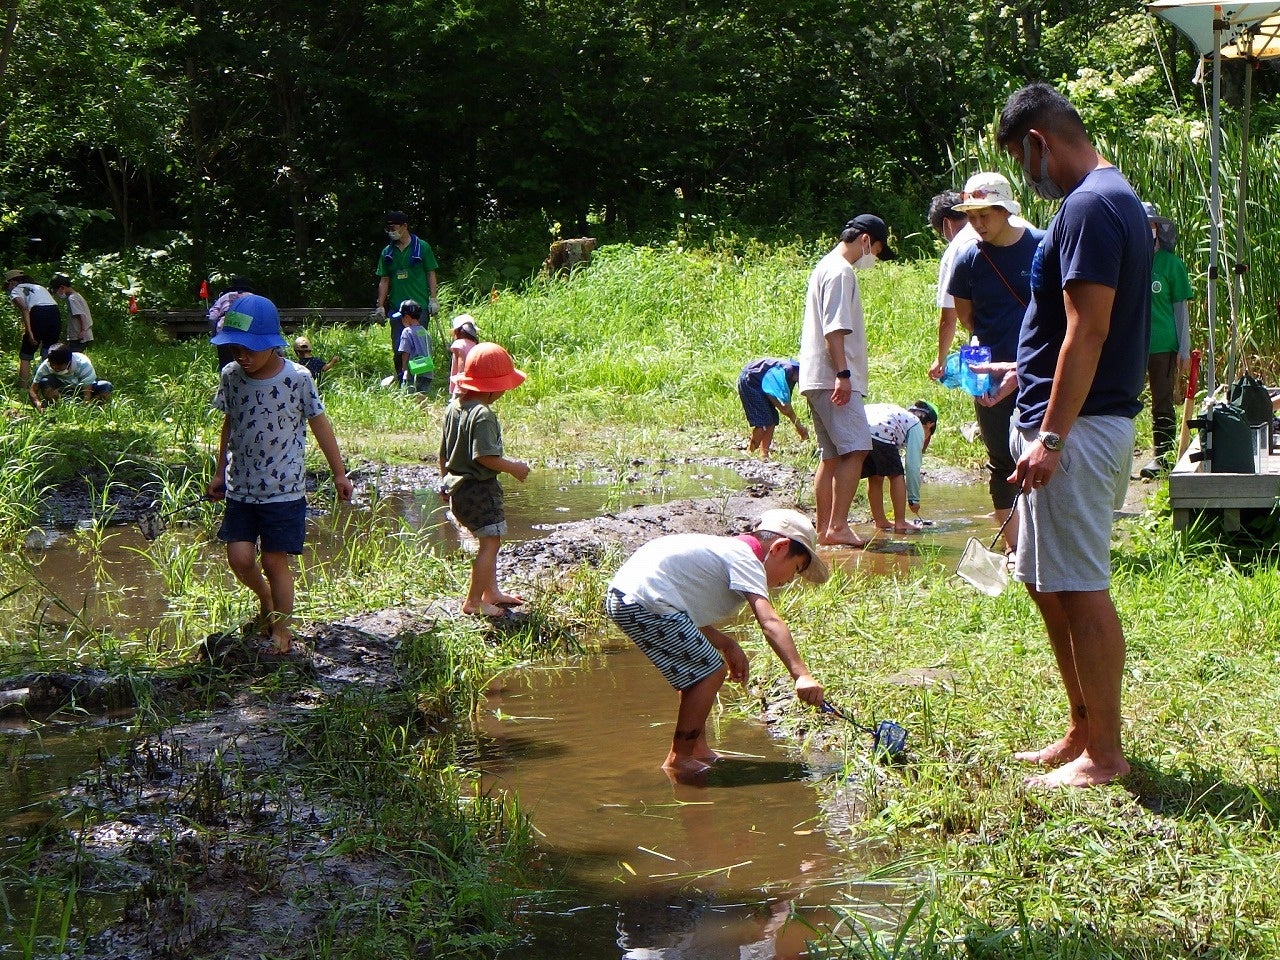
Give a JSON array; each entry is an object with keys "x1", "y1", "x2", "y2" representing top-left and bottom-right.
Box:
[{"x1": 439, "y1": 342, "x2": 530, "y2": 618}]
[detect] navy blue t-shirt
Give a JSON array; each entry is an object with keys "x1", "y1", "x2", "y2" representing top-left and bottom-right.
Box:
[
  {"x1": 948, "y1": 227, "x2": 1045, "y2": 362},
  {"x1": 1015, "y1": 166, "x2": 1152, "y2": 429}
]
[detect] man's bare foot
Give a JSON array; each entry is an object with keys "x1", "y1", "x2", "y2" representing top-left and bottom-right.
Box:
[
  {"x1": 692, "y1": 748, "x2": 721, "y2": 764},
  {"x1": 1013, "y1": 735, "x2": 1085, "y2": 767},
  {"x1": 819, "y1": 528, "x2": 867, "y2": 548},
  {"x1": 482, "y1": 591, "x2": 526, "y2": 607},
  {"x1": 463, "y1": 600, "x2": 508, "y2": 617},
  {"x1": 1025, "y1": 752, "x2": 1130, "y2": 788}
]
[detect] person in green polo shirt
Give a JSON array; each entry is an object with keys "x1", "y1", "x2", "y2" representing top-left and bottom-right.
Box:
[
  {"x1": 1140, "y1": 202, "x2": 1193, "y2": 477},
  {"x1": 375, "y1": 211, "x2": 439, "y2": 380}
]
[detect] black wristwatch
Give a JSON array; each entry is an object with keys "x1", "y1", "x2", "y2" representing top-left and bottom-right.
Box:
[
  {"x1": 835, "y1": 369, "x2": 852, "y2": 380},
  {"x1": 1039, "y1": 431, "x2": 1064, "y2": 452}
]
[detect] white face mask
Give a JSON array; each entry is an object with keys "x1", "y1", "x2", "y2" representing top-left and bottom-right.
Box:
[
  {"x1": 387, "y1": 226, "x2": 404, "y2": 241},
  {"x1": 851, "y1": 234, "x2": 879, "y2": 270}
]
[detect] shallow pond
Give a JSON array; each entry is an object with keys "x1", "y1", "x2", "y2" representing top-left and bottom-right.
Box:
[
  {"x1": 478, "y1": 642, "x2": 890, "y2": 959},
  {"x1": 1, "y1": 468, "x2": 1009, "y2": 955}
]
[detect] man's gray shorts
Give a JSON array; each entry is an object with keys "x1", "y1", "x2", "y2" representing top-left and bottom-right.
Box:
[
  {"x1": 804, "y1": 389, "x2": 872, "y2": 460},
  {"x1": 1011, "y1": 416, "x2": 1134, "y2": 593}
]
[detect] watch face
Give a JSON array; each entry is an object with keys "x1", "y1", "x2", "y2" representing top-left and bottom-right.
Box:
[{"x1": 1042, "y1": 432, "x2": 1062, "y2": 450}]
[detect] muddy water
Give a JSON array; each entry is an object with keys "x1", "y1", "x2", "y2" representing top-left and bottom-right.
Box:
[
  {"x1": 478, "y1": 642, "x2": 860, "y2": 959},
  {"x1": 473, "y1": 484, "x2": 1010, "y2": 959}
]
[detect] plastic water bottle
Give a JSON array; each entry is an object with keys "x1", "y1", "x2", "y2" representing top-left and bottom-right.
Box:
[
  {"x1": 940, "y1": 352, "x2": 964, "y2": 389},
  {"x1": 960, "y1": 337, "x2": 991, "y2": 397}
]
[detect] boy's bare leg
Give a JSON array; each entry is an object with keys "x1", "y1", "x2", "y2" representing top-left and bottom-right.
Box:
[
  {"x1": 260, "y1": 550, "x2": 295, "y2": 652},
  {"x1": 749, "y1": 426, "x2": 765, "y2": 454},
  {"x1": 867, "y1": 476, "x2": 890, "y2": 529},
  {"x1": 18, "y1": 358, "x2": 31, "y2": 387},
  {"x1": 665, "y1": 666, "x2": 728, "y2": 780},
  {"x1": 888, "y1": 476, "x2": 913, "y2": 532},
  {"x1": 464, "y1": 536, "x2": 508, "y2": 616},
  {"x1": 759, "y1": 425, "x2": 775, "y2": 461},
  {"x1": 227, "y1": 541, "x2": 276, "y2": 637}
]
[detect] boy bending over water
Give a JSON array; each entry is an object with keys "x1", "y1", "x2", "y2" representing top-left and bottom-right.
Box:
[{"x1": 605, "y1": 509, "x2": 828, "y2": 781}]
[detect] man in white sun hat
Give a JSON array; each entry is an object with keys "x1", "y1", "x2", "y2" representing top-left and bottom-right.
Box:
[
  {"x1": 605, "y1": 508, "x2": 828, "y2": 783},
  {"x1": 948, "y1": 171, "x2": 1045, "y2": 555}
]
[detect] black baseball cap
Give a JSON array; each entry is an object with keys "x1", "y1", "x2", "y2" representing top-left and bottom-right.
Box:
[
  {"x1": 842, "y1": 214, "x2": 896, "y2": 260},
  {"x1": 385, "y1": 211, "x2": 409, "y2": 224}
]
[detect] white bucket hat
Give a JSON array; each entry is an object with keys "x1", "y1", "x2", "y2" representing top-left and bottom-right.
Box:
[
  {"x1": 754, "y1": 509, "x2": 830, "y2": 584},
  {"x1": 953, "y1": 172, "x2": 1022, "y2": 216}
]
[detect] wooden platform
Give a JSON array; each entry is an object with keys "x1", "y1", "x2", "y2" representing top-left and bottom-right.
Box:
[
  {"x1": 1169, "y1": 431, "x2": 1279, "y2": 531},
  {"x1": 143, "y1": 307, "x2": 378, "y2": 339}
]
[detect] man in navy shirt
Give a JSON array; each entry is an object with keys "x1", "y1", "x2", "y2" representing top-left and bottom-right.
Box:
[
  {"x1": 987, "y1": 82, "x2": 1151, "y2": 789},
  {"x1": 949, "y1": 171, "x2": 1044, "y2": 554}
]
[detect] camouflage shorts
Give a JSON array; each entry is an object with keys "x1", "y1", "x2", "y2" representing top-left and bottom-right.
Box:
[{"x1": 449, "y1": 477, "x2": 506, "y2": 536}]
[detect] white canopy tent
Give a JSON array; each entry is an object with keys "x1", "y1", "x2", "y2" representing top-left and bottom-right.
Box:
[{"x1": 1148, "y1": 1, "x2": 1280, "y2": 393}]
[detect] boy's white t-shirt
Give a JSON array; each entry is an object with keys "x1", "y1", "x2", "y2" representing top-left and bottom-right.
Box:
[
  {"x1": 609, "y1": 533, "x2": 768, "y2": 627},
  {"x1": 66, "y1": 291, "x2": 93, "y2": 341},
  {"x1": 213, "y1": 359, "x2": 324, "y2": 503}
]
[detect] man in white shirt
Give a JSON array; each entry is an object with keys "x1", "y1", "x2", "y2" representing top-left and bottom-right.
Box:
[{"x1": 797, "y1": 214, "x2": 895, "y2": 547}]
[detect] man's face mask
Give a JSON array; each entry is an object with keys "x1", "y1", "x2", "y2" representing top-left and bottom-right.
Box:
[
  {"x1": 852, "y1": 236, "x2": 878, "y2": 270},
  {"x1": 1020, "y1": 133, "x2": 1064, "y2": 201},
  {"x1": 387, "y1": 225, "x2": 404, "y2": 240}
]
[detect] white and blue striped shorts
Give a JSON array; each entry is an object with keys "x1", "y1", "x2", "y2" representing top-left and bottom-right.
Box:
[{"x1": 605, "y1": 588, "x2": 726, "y2": 691}]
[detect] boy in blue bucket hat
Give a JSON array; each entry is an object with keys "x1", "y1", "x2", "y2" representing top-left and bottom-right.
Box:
[{"x1": 207, "y1": 294, "x2": 353, "y2": 655}]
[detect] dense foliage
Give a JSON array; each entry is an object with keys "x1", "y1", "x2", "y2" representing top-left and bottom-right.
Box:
[{"x1": 5, "y1": 0, "x2": 1264, "y2": 302}]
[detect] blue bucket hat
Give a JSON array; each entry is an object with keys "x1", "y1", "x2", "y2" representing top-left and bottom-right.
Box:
[{"x1": 210, "y1": 294, "x2": 286, "y2": 350}]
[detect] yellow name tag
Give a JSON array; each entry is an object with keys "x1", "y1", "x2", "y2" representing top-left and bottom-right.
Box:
[{"x1": 396, "y1": 271, "x2": 409, "y2": 280}]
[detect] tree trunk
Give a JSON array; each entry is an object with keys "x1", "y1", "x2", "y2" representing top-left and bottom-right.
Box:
[{"x1": 0, "y1": 0, "x2": 18, "y2": 87}]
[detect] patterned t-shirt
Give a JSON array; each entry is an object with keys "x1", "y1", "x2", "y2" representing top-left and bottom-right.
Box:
[{"x1": 214, "y1": 359, "x2": 324, "y2": 503}]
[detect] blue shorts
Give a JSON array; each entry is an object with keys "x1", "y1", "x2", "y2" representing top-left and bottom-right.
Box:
[
  {"x1": 218, "y1": 497, "x2": 307, "y2": 554},
  {"x1": 605, "y1": 588, "x2": 725, "y2": 691},
  {"x1": 737, "y1": 373, "x2": 779, "y2": 428}
]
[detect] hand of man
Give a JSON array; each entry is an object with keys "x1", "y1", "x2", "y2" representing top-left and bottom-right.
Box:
[
  {"x1": 830, "y1": 378, "x2": 852, "y2": 406},
  {"x1": 428, "y1": 297, "x2": 440, "y2": 316},
  {"x1": 375, "y1": 306, "x2": 386, "y2": 319}
]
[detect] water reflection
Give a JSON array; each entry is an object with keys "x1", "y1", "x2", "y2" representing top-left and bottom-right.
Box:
[{"x1": 479, "y1": 644, "x2": 879, "y2": 959}]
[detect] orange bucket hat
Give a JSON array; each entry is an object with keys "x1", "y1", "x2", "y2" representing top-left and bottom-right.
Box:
[{"x1": 451, "y1": 342, "x2": 526, "y2": 392}]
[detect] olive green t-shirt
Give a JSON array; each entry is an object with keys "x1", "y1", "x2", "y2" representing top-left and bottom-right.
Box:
[{"x1": 439, "y1": 398, "x2": 503, "y2": 492}]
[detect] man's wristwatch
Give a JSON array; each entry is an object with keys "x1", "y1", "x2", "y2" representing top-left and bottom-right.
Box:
[
  {"x1": 835, "y1": 369, "x2": 852, "y2": 380},
  {"x1": 1039, "y1": 431, "x2": 1064, "y2": 452}
]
